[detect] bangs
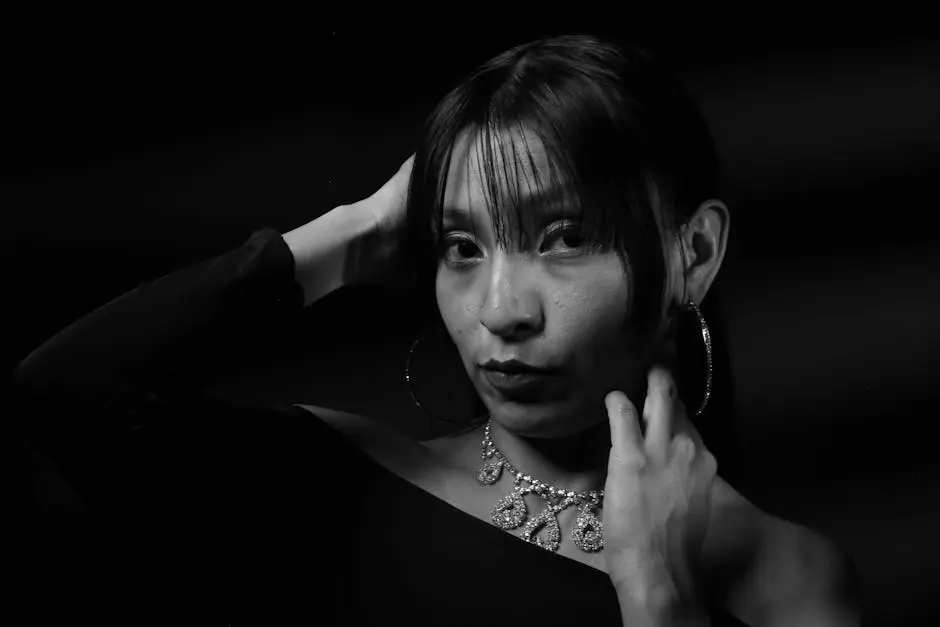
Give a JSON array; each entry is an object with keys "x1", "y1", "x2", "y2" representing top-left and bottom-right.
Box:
[
  {"x1": 432, "y1": 118, "x2": 624, "y2": 257},
  {"x1": 425, "y1": 108, "x2": 655, "y2": 264},
  {"x1": 404, "y1": 34, "x2": 700, "y2": 341},
  {"x1": 400, "y1": 34, "x2": 728, "y2": 449}
]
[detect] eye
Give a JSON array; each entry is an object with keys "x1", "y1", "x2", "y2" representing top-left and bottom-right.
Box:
[
  {"x1": 442, "y1": 235, "x2": 482, "y2": 266},
  {"x1": 540, "y1": 221, "x2": 585, "y2": 255}
]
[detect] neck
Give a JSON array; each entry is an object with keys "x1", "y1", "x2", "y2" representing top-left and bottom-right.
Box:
[{"x1": 486, "y1": 415, "x2": 612, "y2": 495}]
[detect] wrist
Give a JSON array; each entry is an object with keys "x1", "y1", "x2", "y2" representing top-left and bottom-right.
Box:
[
  {"x1": 283, "y1": 204, "x2": 377, "y2": 307},
  {"x1": 612, "y1": 552, "x2": 707, "y2": 627},
  {"x1": 616, "y1": 584, "x2": 708, "y2": 627}
]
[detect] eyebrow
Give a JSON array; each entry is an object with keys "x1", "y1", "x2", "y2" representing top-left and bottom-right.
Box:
[{"x1": 441, "y1": 186, "x2": 580, "y2": 226}]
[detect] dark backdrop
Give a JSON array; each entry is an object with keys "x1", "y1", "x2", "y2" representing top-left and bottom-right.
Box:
[{"x1": 5, "y1": 15, "x2": 940, "y2": 626}]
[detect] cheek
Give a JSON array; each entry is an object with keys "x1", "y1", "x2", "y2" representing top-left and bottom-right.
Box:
[
  {"x1": 436, "y1": 273, "x2": 478, "y2": 357},
  {"x1": 436, "y1": 271, "x2": 459, "y2": 327},
  {"x1": 558, "y1": 262, "x2": 628, "y2": 336},
  {"x1": 554, "y1": 266, "x2": 635, "y2": 377}
]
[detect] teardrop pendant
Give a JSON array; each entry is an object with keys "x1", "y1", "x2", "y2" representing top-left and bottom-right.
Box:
[
  {"x1": 520, "y1": 507, "x2": 562, "y2": 552},
  {"x1": 478, "y1": 459, "x2": 503, "y2": 485},
  {"x1": 491, "y1": 489, "x2": 527, "y2": 529},
  {"x1": 571, "y1": 504, "x2": 604, "y2": 553}
]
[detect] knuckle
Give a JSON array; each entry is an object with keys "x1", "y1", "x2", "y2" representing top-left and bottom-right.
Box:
[
  {"x1": 706, "y1": 451, "x2": 718, "y2": 471},
  {"x1": 675, "y1": 433, "x2": 695, "y2": 455},
  {"x1": 612, "y1": 450, "x2": 648, "y2": 472},
  {"x1": 617, "y1": 397, "x2": 636, "y2": 416},
  {"x1": 699, "y1": 449, "x2": 718, "y2": 475}
]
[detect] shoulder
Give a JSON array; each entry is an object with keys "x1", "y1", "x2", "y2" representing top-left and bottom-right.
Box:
[
  {"x1": 292, "y1": 403, "x2": 430, "y2": 477},
  {"x1": 701, "y1": 478, "x2": 862, "y2": 626}
]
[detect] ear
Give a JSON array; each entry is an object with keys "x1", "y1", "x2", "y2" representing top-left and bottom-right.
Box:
[{"x1": 675, "y1": 199, "x2": 731, "y2": 305}]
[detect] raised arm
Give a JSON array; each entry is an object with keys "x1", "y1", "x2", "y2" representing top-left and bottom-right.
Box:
[
  {"x1": 12, "y1": 211, "x2": 368, "y2": 434},
  {"x1": 8, "y1": 158, "x2": 414, "y2": 624},
  {"x1": 13, "y1": 155, "x2": 413, "y2": 437}
]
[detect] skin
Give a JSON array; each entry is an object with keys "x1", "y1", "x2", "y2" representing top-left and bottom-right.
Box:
[
  {"x1": 299, "y1": 136, "x2": 859, "y2": 625},
  {"x1": 428, "y1": 128, "x2": 858, "y2": 624},
  {"x1": 434, "y1": 125, "x2": 728, "y2": 500}
]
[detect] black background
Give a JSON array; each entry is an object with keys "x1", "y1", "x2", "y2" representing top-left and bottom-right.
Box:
[{"x1": 5, "y1": 13, "x2": 940, "y2": 626}]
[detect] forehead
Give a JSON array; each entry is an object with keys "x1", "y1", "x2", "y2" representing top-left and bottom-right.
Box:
[{"x1": 442, "y1": 126, "x2": 553, "y2": 212}]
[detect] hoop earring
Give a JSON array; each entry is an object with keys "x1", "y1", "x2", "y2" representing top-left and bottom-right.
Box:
[
  {"x1": 404, "y1": 301, "x2": 713, "y2": 421},
  {"x1": 684, "y1": 299, "x2": 713, "y2": 418},
  {"x1": 404, "y1": 327, "x2": 471, "y2": 425}
]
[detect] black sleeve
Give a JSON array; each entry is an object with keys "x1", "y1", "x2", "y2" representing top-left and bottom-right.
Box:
[
  {"x1": 13, "y1": 226, "x2": 305, "y2": 430},
  {"x1": 10, "y1": 227, "x2": 323, "y2": 624}
]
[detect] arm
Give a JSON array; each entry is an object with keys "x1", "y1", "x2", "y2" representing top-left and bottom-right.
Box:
[
  {"x1": 688, "y1": 477, "x2": 859, "y2": 627},
  {"x1": 283, "y1": 202, "x2": 378, "y2": 308},
  {"x1": 729, "y1": 518, "x2": 862, "y2": 627},
  {"x1": 614, "y1": 554, "x2": 712, "y2": 627},
  {"x1": 10, "y1": 205, "x2": 379, "y2": 623},
  {"x1": 14, "y1": 205, "x2": 375, "y2": 434}
]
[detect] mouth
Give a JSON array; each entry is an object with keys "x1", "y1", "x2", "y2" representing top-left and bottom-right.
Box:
[
  {"x1": 480, "y1": 359, "x2": 557, "y2": 375},
  {"x1": 480, "y1": 367, "x2": 559, "y2": 402}
]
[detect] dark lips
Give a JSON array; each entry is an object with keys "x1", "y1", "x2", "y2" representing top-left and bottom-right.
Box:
[{"x1": 481, "y1": 368, "x2": 556, "y2": 401}]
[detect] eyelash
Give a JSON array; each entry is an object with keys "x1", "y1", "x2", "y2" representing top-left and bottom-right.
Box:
[{"x1": 441, "y1": 221, "x2": 585, "y2": 267}]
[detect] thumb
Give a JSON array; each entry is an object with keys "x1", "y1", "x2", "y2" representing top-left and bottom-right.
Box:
[{"x1": 605, "y1": 391, "x2": 646, "y2": 468}]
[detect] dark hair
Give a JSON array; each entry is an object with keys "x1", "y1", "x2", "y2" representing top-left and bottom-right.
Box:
[{"x1": 404, "y1": 34, "x2": 736, "y2": 477}]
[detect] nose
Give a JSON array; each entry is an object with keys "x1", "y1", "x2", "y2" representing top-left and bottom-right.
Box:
[{"x1": 479, "y1": 255, "x2": 544, "y2": 342}]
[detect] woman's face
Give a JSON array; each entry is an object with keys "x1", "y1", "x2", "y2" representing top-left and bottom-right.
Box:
[{"x1": 436, "y1": 128, "x2": 650, "y2": 439}]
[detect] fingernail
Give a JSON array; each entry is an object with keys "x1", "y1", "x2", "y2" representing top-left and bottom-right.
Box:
[
  {"x1": 649, "y1": 367, "x2": 667, "y2": 386},
  {"x1": 605, "y1": 390, "x2": 624, "y2": 409},
  {"x1": 651, "y1": 367, "x2": 676, "y2": 396}
]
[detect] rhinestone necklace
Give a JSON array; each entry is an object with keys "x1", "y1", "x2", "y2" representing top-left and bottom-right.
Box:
[{"x1": 476, "y1": 420, "x2": 605, "y2": 553}]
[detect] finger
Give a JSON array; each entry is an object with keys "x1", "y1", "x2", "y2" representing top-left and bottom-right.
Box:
[
  {"x1": 671, "y1": 432, "x2": 696, "y2": 463},
  {"x1": 668, "y1": 389, "x2": 713, "y2": 466},
  {"x1": 643, "y1": 366, "x2": 676, "y2": 466},
  {"x1": 674, "y1": 406, "x2": 705, "y2": 453},
  {"x1": 605, "y1": 390, "x2": 647, "y2": 470},
  {"x1": 664, "y1": 391, "x2": 694, "y2": 441}
]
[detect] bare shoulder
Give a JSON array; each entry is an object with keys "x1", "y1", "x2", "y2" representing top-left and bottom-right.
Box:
[
  {"x1": 701, "y1": 477, "x2": 861, "y2": 626},
  {"x1": 293, "y1": 404, "x2": 430, "y2": 477}
]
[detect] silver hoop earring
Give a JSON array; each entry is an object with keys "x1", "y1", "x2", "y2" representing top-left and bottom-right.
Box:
[
  {"x1": 405, "y1": 302, "x2": 713, "y2": 421},
  {"x1": 404, "y1": 327, "x2": 471, "y2": 425},
  {"x1": 684, "y1": 299, "x2": 713, "y2": 418}
]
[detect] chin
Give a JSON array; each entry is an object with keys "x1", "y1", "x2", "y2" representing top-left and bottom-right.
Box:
[{"x1": 483, "y1": 394, "x2": 591, "y2": 439}]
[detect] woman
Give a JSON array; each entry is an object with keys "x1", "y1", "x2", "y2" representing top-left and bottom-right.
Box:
[{"x1": 13, "y1": 34, "x2": 858, "y2": 626}]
